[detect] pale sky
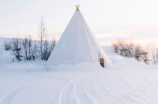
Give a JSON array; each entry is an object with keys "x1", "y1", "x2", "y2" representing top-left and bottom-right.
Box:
[{"x1": 0, "y1": 0, "x2": 158, "y2": 45}]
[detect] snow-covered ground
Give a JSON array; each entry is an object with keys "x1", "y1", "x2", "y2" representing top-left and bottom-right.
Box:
[{"x1": 0, "y1": 38, "x2": 158, "y2": 104}]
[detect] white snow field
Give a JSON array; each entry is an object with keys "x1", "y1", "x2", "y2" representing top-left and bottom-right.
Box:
[{"x1": 0, "y1": 39, "x2": 158, "y2": 104}]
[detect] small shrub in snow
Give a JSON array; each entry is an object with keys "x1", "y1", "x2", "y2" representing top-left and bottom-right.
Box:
[{"x1": 4, "y1": 41, "x2": 12, "y2": 50}]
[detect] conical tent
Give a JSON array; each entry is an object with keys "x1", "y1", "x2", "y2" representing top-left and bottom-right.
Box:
[{"x1": 47, "y1": 5, "x2": 112, "y2": 68}]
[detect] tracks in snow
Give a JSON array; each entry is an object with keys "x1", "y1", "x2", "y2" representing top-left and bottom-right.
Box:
[
  {"x1": 58, "y1": 71, "x2": 127, "y2": 104},
  {"x1": 0, "y1": 79, "x2": 43, "y2": 104},
  {"x1": 1, "y1": 68, "x2": 158, "y2": 104},
  {"x1": 58, "y1": 69, "x2": 158, "y2": 104}
]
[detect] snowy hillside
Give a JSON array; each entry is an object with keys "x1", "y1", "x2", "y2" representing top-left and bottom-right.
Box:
[{"x1": 0, "y1": 38, "x2": 158, "y2": 104}]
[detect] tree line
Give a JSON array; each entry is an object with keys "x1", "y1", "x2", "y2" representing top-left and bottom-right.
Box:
[
  {"x1": 4, "y1": 17, "x2": 56, "y2": 62},
  {"x1": 112, "y1": 39, "x2": 158, "y2": 65}
]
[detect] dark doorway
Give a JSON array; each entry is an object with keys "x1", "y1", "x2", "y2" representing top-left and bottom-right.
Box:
[{"x1": 100, "y1": 58, "x2": 104, "y2": 68}]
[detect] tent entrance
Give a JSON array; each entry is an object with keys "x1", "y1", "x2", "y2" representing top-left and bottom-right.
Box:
[
  {"x1": 98, "y1": 53, "x2": 104, "y2": 68},
  {"x1": 100, "y1": 58, "x2": 104, "y2": 68}
]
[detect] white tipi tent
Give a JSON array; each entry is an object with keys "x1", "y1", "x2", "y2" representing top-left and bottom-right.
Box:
[{"x1": 47, "y1": 5, "x2": 112, "y2": 68}]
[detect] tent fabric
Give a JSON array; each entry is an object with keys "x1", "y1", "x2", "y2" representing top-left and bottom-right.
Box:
[{"x1": 47, "y1": 10, "x2": 112, "y2": 68}]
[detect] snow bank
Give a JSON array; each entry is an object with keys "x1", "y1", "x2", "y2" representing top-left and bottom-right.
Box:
[
  {"x1": 47, "y1": 62, "x2": 104, "y2": 72},
  {"x1": 0, "y1": 40, "x2": 13, "y2": 65},
  {"x1": 103, "y1": 45, "x2": 155, "y2": 69},
  {"x1": 0, "y1": 62, "x2": 46, "y2": 72},
  {"x1": 0, "y1": 38, "x2": 46, "y2": 72}
]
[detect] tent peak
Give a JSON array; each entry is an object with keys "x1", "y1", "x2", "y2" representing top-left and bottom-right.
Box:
[{"x1": 75, "y1": 5, "x2": 80, "y2": 11}]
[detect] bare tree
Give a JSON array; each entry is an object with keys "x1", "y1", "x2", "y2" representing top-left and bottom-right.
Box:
[
  {"x1": 22, "y1": 35, "x2": 33, "y2": 60},
  {"x1": 12, "y1": 37, "x2": 23, "y2": 61},
  {"x1": 42, "y1": 35, "x2": 56, "y2": 60},
  {"x1": 38, "y1": 17, "x2": 46, "y2": 60},
  {"x1": 38, "y1": 17, "x2": 56, "y2": 60},
  {"x1": 42, "y1": 34, "x2": 49, "y2": 60},
  {"x1": 46, "y1": 37, "x2": 56, "y2": 60},
  {"x1": 22, "y1": 36, "x2": 29, "y2": 60},
  {"x1": 28, "y1": 35, "x2": 32, "y2": 60},
  {"x1": 31, "y1": 41, "x2": 38, "y2": 60}
]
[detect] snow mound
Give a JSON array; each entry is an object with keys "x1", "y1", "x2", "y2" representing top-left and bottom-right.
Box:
[
  {"x1": 47, "y1": 62, "x2": 105, "y2": 72},
  {"x1": 0, "y1": 41, "x2": 13, "y2": 65}
]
